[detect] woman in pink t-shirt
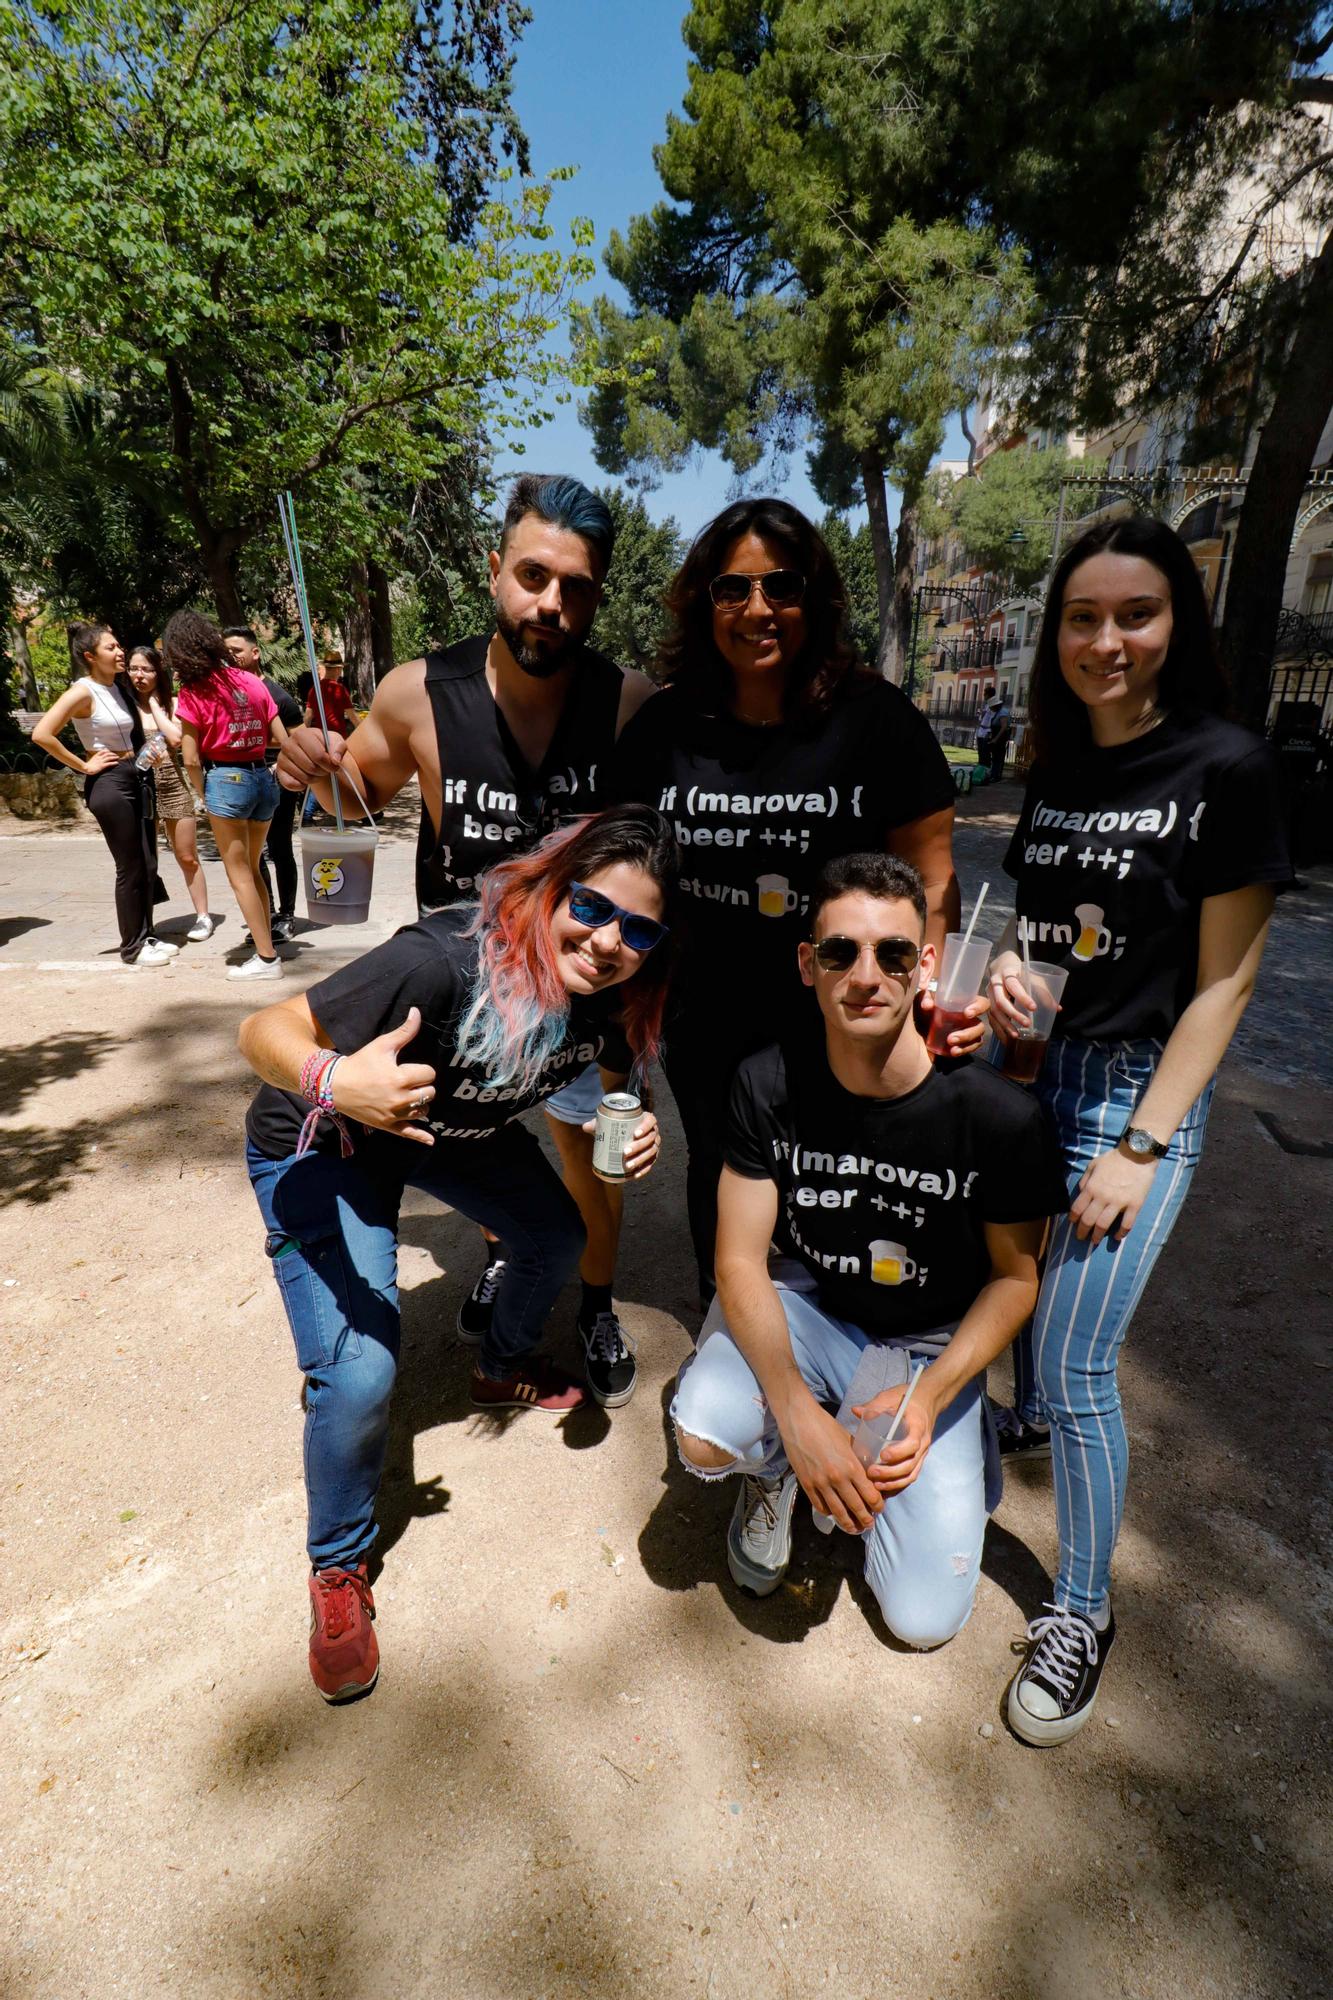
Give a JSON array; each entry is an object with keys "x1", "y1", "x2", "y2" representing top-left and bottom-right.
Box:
[{"x1": 166, "y1": 611, "x2": 290, "y2": 982}]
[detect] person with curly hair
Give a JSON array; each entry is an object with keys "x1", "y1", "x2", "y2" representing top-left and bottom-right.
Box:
[
  {"x1": 610, "y1": 498, "x2": 977, "y2": 1299},
  {"x1": 166, "y1": 609, "x2": 289, "y2": 980}
]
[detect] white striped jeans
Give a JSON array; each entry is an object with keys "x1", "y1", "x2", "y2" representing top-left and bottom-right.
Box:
[{"x1": 1011, "y1": 1037, "x2": 1214, "y2": 1619}]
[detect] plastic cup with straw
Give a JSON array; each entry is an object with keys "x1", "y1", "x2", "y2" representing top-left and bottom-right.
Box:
[
  {"x1": 279, "y1": 492, "x2": 380, "y2": 924},
  {"x1": 812, "y1": 1359, "x2": 929, "y2": 1533},
  {"x1": 926, "y1": 881, "x2": 992, "y2": 1058}
]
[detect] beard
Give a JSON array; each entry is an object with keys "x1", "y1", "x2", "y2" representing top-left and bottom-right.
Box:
[{"x1": 494, "y1": 602, "x2": 580, "y2": 680}]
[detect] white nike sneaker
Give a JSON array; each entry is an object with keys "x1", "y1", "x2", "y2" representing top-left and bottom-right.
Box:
[
  {"x1": 186, "y1": 913, "x2": 216, "y2": 942},
  {"x1": 226, "y1": 953, "x2": 283, "y2": 982}
]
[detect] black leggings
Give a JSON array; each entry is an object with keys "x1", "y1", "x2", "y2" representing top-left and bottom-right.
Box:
[
  {"x1": 259, "y1": 781, "x2": 299, "y2": 917},
  {"x1": 85, "y1": 762, "x2": 157, "y2": 962}
]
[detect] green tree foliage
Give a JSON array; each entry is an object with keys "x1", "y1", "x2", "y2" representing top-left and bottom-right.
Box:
[
  {"x1": 0, "y1": 0, "x2": 589, "y2": 626},
  {"x1": 818, "y1": 512, "x2": 879, "y2": 664},
  {"x1": 590, "y1": 489, "x2": 687, "y2": 674},
  {"x1": 574, "y1": 0, "x2": 1034, "y2": 678},
  {"x1": 945, "y1": 448, "x2": 1082, "y2": 592}
]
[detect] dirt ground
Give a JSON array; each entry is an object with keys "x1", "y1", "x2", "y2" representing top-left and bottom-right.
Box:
[{"x1": 1, "y1": 786, "x2": 1330, "y2": 2000}]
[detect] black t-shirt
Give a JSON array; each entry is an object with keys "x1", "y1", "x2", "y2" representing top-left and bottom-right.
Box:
[
  {"x1": 725, "y1": 1038, "x2": 1069, "y2": 1340},
  {"x1": 262, "y1": 676, "x2": 302, "y2": 768},
  {"x1": 609, "y1": 678, "x2": 955, "y2": 1029},
  {"x1": 245, "y1": 907, "x2": 632, "y2": 1163},
  {"x1": 1004, "y1": 711, "x2": 1293, "y2": 1043}
]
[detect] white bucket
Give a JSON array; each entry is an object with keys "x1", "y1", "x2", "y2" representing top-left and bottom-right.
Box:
[{"x1": 300, "y1": 822, "x2": 378, "y2": 925}]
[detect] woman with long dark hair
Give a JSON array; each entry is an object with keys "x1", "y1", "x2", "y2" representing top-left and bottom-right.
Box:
[
  {"x1": 126, "y1": 643, "x2": 213, "y2": 940},
  {"x1": 987, "y1": 517, "x2": 1291, "y2": 1745},
  {"x1": 165, "y1": 609, "x2": 287, "y2": 979},
  {"x1": 611, "y1": 497, "x2": 970, "y2": 1297},
  {"x1": 31, "y1": 623, "x2": 175, "y2": 966},
  {"x1": 238, "y1": 804, "x2": 675, "y2": 1702}
]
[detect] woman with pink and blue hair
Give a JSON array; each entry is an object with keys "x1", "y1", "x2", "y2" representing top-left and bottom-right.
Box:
[{"x1": 238, "y1": 803, "x2": 676, "y2": 1703}]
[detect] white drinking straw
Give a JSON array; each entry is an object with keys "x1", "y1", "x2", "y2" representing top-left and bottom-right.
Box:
[
  {"x1": 278, "y1": 490, "x2": 345, "y2": 833},
  {"x1": 1020, "y1": 920, "x2": 1033, "y2": 989},
  {"x1": 879, "y1": 1359, "x2": 926, "y2": 1455},
  {"x1": 961, "y1": 880, "x2": 989, "y2": 949}
]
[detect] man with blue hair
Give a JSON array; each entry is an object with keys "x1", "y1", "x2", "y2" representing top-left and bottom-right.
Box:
[{"x1": 278, "y1": 472, "x2": 656, "y2": 1406}]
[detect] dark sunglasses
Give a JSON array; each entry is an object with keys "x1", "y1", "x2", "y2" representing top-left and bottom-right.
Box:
[
  {"x1": 567, "y1": 882, "x2": 668, "y2": 954},
  {"x1": 812, "y1": 935, "x2": 922, "y2": 978},
  {"x1": 708, "y1": 569, "x2": 806, "y2": 610}
]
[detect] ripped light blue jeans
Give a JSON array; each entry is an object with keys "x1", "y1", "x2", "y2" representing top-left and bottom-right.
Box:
[
  {"x1": 671, "y1": 1280, "x2": 987, "y2": 1650},
  {"x1": 1011, "y1": 1036, "x2": 1214, "y2": 1620}
]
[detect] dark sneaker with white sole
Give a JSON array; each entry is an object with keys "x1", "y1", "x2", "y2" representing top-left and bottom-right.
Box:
[
  {"x1": 579, "y1": 1310, "x2": 637, "y2": 1407},
  {"x1": 991, "y1": 1399, "x2": 1053, "y2": 1461},
  {"x1": 308, "y1": 1562, "x2": 379, "y2": 1703},
  {"x1": 726, "y1": 1470, "x2": 800, "y2": 1596},
  {"x1": 469, "y1": 1358, "x2": 585, "y2": 1414},
  {"x1": 456, "y1": 1256, "x2": 505, "y2": 1343},
  {"x1": 1008, "y1": 1601, "x2": 1115, "y2": 1746}
]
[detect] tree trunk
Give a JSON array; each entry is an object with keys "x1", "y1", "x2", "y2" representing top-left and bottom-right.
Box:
[
  {"x1": 368, "y1": 558, "x2": 395, "y2": 681},
  {"x1": 11, "y1": 618, "x2": 39, "y2": 709},
  {"x1": 200, "y1": 538, "x2": 245, "y2": 627},
  {"x1": 1220, "y1": 228, "x2": 1333, "y2": 729},
  {"x1": 861, "y1": 452, "x2": 898, "y2": 678},
  {"x1": 891, "y1": 496, "x2": 920, "y2": 694},
  {"x1": 342, "y1": 563, "x2": 377, "y2": 709}
]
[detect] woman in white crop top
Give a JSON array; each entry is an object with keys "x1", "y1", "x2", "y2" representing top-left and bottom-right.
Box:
[{"x1": 31, "y1": 623, "x2": 176, "y2": 967}]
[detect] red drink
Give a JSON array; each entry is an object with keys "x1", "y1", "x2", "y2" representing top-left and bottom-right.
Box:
[
  {"x1": 926, "y1": 1005, "x2": 975, "y2": 1059},
  {"x1": 1002, "y1": 1032, "x2": 1048, "y2": 1084}
]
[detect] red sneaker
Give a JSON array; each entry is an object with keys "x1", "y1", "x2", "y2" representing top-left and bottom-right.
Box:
[
  {"x1": 308, "y1": 1563, "x2": 379, "y2": 1703},
  {"x1": 469, "y1": 1359, "x2": 586, "y2": 1413}
]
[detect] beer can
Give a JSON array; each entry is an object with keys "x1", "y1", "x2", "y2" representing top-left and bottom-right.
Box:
[{"x1": 592, "y1": 1091, "x2": 640, "y2": 1183}]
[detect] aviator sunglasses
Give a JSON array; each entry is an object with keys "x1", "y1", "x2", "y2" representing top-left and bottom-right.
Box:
[
  {"x1": 567, "y1": 882, "x2": 669, "y2": 954},
  {"x1": 708, "y1": 569, "x2": 806, "y2": 610},
  {"x1": 812, "y1": 934, "x2": 922, "y2": 978}
]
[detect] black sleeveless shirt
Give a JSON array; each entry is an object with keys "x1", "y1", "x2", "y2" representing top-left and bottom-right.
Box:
[{"x1": 414, "y1": 635, "x2": 626, "y2": 913}]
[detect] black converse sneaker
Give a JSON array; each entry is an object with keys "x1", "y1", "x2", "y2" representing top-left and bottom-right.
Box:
[
  {"x1": 1008, "y1": 1601, "x2": 1116, "y2": 1746},
  {"x1": 456, "y1": 1256, "x2": 506, "y2": 1344},
  {"x1": 579, "y1": 1309, "x2": 637, "y2": 1407},
  {"x1": 991, "y1": 1399, "x2": 1053, "y2": 1461}
]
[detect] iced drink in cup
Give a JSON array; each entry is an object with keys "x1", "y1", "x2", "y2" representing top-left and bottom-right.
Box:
[
  {"x1": 301, "y1": 822, "x2": 378, "y2": 925},
  {"x1": 1000, "y1": 959, "x2": 1069, "y2": 1084},
  {"x1": 926, "y1": 931, "x2": 992, "y2": 1058}
]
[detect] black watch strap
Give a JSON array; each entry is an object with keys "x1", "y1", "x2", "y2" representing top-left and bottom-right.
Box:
[{"x1": 1122, "y1": 1125, "x2": 1169, "y2": 1160}]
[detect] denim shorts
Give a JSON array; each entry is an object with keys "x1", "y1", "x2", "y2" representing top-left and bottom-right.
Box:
[
  {"x1": 204, "y1": 763, "x2": 279, "y2": 821},
  {"x1": 543, "y1": 1060, "x2": 607, "y2": 1127}
]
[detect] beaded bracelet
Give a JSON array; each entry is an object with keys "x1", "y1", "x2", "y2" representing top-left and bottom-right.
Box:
[{"x1": 295, "y1": 1049, "x2": 353, "y2": 1160}]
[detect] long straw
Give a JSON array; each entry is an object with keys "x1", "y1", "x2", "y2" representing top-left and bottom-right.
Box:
[
  {"x1": 278, "y1": 491, "x2": 344, "y2": 833},
  {"x1": 961, "y1": 880, "x2": 989, "y2": 949},
  {"x1": 879, "y1": 1359, "x2": 926, "y2": 1455},
  {"x1": 1020, "y1": 919, "x2": 1033, "y2": 988}
]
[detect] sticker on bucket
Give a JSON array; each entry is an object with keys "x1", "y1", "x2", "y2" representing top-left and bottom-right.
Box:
[{"x1": 311, "y1": 858, "x2": 346, "y2": 898}]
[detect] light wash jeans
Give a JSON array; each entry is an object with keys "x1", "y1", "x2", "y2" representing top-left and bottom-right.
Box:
[
  {"x1": 671, "y1": 1283, "x2": 988, "y2": 1650},
  {"x1": 247, "y1": 1127, "x2": 584, "y2": 1572},
  {"x1": 1010, "y1": 1036, "x2": 1213, "y2": 1619}
]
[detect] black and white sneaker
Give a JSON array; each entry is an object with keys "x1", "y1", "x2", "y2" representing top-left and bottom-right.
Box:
[
  {"x1": 271, "y1": 912, "x2": 296, "y2": 943},
  {"x1": 579, "y1": 1310, "x2": 637, "y2": 1407},
  {"x1": 456, "y1": 1256, "x2": 505, "y2": 1344},
  {"x1": 1008, "y1": 1601, "x2": 1116, "y2": 1746},
  {"x1": 991, "y1": 1399, "x2": 1053, "y2": 1461}
]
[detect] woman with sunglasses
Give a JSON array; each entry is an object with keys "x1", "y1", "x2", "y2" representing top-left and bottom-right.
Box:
[
  {"x1": 611, "y1": 498, "x2": 967, "y2": 1300},
  {"x1": 238, "y1": 804, "x2": 673, "y2": 1702},
  {"x1": 985, "y1": 519, "x2": 1291, "y2": 1746}
]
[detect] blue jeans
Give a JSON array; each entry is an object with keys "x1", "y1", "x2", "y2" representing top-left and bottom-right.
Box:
[
  {"x1": 247, "y1": 1127, "x2": 584, "y2": 1571},
  {"x1": 1010, "y1": 1037, "x2": 1213, "y2": 1619},
  {"x1": 671, "y1": 1283, "x2": 988, "y2": 1650}
]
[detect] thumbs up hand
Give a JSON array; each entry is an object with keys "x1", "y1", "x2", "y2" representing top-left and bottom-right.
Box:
[{"x1": 330, "y1": 1006, "x2": 436, "y2": 1145}]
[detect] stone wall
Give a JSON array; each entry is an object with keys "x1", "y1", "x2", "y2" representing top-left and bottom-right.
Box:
[{"x1": 0, "y1": 770, "x2": 88, "y2": 821}]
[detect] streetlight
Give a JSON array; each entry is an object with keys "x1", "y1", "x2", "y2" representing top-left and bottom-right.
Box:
[{"x1": 906, "y1": 584, "x2": 986, "y2": 702}]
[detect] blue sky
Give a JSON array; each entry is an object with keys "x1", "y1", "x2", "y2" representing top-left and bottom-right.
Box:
[{"x1": 498, "y1": 2, "x2": 967, "y2": 544}]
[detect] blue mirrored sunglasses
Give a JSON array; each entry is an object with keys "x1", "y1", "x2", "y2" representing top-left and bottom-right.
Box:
[{"x1": 567, "y1": 882, "x2": 668, "y2": 954}]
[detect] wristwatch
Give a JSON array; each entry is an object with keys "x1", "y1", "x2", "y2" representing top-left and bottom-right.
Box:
[{"x1": 1121, "y1": 1125, "x2": 1169, "y2": 1161}]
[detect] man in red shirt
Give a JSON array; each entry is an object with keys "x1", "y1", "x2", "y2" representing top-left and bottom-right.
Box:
[{"x1": 309, "y1": 653, "x2": 355, "y2": 735}]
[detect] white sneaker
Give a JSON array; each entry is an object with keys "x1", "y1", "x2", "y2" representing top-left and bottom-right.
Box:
[
  {"x1": 226, "y1": 953, "x2": 283, "y2": 982},
  {"x1": 146, "y1": 934, "x2": 180, "y2": 957},
  {"x1": 133, "y1": 941, "x2": 176, "y2": 967},
  {"x1": 186, "y1": 913, "x2": 215, "y2": 942}
]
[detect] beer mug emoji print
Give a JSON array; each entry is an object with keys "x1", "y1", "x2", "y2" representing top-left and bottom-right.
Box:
[
  {"x1": 757, "y1": 873, "x2": 798, "y2": 918},
  {"x1": 1072, "y1": 902, "x2": 1103, "y2": 962},
  {"x1": 870, "y1": 1239, "x2": 918, "y2": 1285}
]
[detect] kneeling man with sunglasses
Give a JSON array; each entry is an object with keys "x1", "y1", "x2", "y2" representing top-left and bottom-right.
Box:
[{"x1": 672, "y1": 853, "x2": 1067, "y2": 1647}]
